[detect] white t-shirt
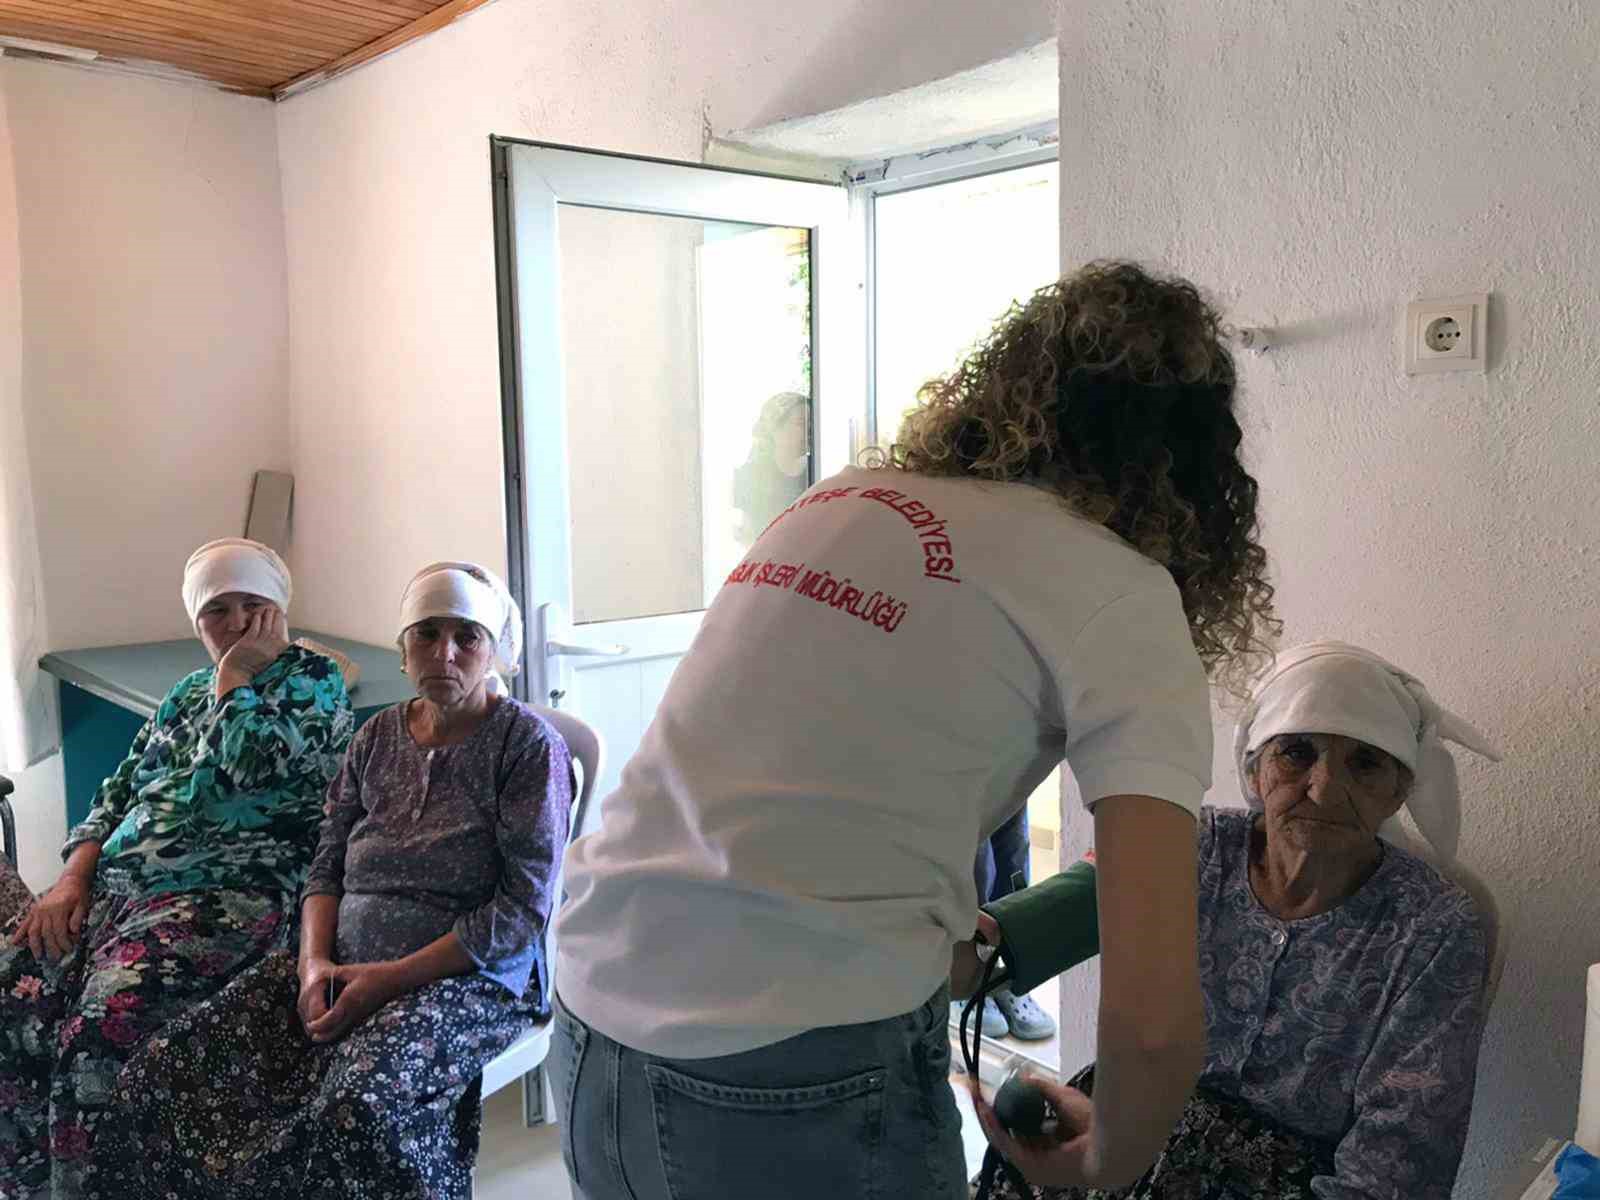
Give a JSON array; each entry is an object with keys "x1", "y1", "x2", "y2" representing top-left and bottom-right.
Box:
[{"x1": 554, "y1": 466, "x2": 1212, "y2": 1058}]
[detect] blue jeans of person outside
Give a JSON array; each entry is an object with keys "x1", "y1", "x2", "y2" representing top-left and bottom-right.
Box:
[
  {"x1": 976, "y1": 806, "x2": 1030, "y2": 905},
  {"x1": 969, "y1": 806, "x2": 1060, "y2": 1040},
  {"x1": 550, "y1": 986, "x2": 967, "y2": 1200}
]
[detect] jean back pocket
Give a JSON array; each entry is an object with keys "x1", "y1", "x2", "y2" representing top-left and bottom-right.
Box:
[{"x1": 645, "y1": 1062, "x2": 886, "y2": 1200}]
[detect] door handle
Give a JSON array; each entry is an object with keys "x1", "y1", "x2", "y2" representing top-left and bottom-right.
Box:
[{"x1": 546, "y1": 640, "x2": 630, "y2": 659}]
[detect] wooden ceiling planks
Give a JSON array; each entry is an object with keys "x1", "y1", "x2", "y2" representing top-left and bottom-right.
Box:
[
  {"x1": 0, "y1": 0, "x2": 490, "y2": 97},
  {"x1": 7, "y1": 2, "x2": 349, "y2": 52},
  {"x1": 1, "y1": 2, "x2": 327, "y2": 66},
  {"x1": 119, "y1": 1, "x2": 384, "y2": 49},
  {"x1": 0, "y1": 15, "x2": 289, "y2": 91},
  {"x1": 275, "y1": 0, "x2": 493, "y2": 95}
]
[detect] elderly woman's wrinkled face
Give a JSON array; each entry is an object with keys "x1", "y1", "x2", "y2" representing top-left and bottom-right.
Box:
[
  {"x1": 196, "y1": 592, "x2": 276, "y2": 665},
  {"x1": 402, "y1": 618, "x2": 494, "y2": 707},
  {"x1": 1252, "y1": 733, "x2": 1409, "y2": 852}
]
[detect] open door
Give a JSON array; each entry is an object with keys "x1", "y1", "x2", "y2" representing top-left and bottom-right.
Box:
[{"x1": 492, "y1": 139, "x2": 852, "y2": 815}]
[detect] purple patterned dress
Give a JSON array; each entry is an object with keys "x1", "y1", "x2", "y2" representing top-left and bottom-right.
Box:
[
  {"x1": 986, "y1": 806, "x2": 1488, "y2": 1200},
  {"x1": 108, "y1": 696, "x2": 574, "y2": 1200}
]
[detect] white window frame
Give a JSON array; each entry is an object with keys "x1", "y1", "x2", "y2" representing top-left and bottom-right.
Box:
[
  {"x1": 489, "y1": 137, "x2": 852, "y2": 701},
  {"x1": 848, "y1": 121, "x2": 1060, "y2": 447},
  {"x1": 854, "y1": 130, "x2": 1070, "y2": 1071}
]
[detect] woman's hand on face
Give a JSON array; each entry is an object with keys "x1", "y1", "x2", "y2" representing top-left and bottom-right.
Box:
[
  {"x1": 217, "y1": 606, "x2": 290, "y2": 689},
  {"x1": 972, "y1": 1072, "x2": 1100, "y2": 1187},
  {"x1": 11, "y1": 873, "x2": 92, "y2": 962},
  {"x1": 302, "y1": 961, "x2": 403, "y2": 1043},
  {"x1": 950, "y1": 910, "x2": 1002, "y2": 1001}
]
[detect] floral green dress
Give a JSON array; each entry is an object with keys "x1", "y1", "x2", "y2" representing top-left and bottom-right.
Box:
[
  {"x1": 0, "y1": 645, "x2": 352, "y2": 1199},
  {"x1": 0, "y1": 857, "x2": 30, "y2": 927}
]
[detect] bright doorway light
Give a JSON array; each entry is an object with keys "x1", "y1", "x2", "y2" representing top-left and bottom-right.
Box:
[
  {"x1": 872, "y1": 158, "x2": 1065, "y2": 897},
  {"x1": 872, "y1": 160, "x2": 1060, "y2": 447}
]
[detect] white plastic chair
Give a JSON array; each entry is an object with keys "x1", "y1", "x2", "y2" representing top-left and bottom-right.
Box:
[
  {"x1": 0, "y1": 774, "x2": 15, "y2": 869},
  {"x1": 479, "y1": 704, "x2": 604, "y2": 1123},
  {"x1": 1446, "y1": 857, "x2": 1505, "y2": 1013},
  {"x1": 1387, "y1": 826, "x2": 1506, "y2": 1012}
]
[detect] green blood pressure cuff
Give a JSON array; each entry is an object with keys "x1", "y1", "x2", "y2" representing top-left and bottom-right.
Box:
[{"x1": 979, "y1": 858, "x2": 1100, "y2": 996}]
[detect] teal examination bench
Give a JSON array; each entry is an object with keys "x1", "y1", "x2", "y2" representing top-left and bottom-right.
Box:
[{"x1": 39, "y1": 633, "x2": 412, "y2": 828}]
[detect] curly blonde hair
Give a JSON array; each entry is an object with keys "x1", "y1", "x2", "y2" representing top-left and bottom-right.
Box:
[{"x1": 887, "y1": 260, "x2": 1279, "y2": 691}]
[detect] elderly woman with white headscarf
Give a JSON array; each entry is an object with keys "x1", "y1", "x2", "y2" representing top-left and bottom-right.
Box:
[
  {"x1": 111, "y1": 561, "x2": 574, "y2": 1200},
  {"x1": 0, "y1": 538, "x2": 353, "y2": 1200},
  {"x1": 986, "y1": 641, "x2": 1499, "y2": 1200}
]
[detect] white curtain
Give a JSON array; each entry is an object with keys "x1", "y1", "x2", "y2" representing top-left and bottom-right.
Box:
[{"x1": 0, "y1": 67, "x2": 55, "y2": 773}]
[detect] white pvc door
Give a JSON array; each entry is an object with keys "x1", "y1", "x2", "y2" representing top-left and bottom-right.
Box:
[{"x1": 494, "y1": 141, "x2": 852, "y2": 810}]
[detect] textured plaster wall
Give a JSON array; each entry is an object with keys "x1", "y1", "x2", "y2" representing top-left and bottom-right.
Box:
[
  {"x1": 725, "y1": 40, "x2": 1058, "y2": 163},
  {"x1": 2, "y1": 60, "x2": 289, "y2": 890},
  {"x1": 1056, "y1": 4, "x2": 1600, "y2": 1193},
  {"x1": 275, "y1": 0, "x2": 1055, "y2": 644},
  {"x1": 6, "y1": 60, "x2": 291, "y2": 652}
]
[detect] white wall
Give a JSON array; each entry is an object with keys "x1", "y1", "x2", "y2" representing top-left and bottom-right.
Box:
[
  {"x1": 0, "y1": 66, "x2": 60, "y2": 893},
  {"x1": 273, "y1": 0, "x2": 1055, "y2": 644},
  {"x1": 1, "y1": 60, "x2": 290, "y2": 886},
  {"x1": 1057, "y1": 5, "x2": 1600, "y2": 1193},
  {"x1": 6, "y1": 61, "x2": 291, "y2": 650}
]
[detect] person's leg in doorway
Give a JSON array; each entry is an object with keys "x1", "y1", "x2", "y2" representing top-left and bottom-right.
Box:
[
  {"x1": 550, "y1": 989, "x2": 967, "y2": 1200},
  {"x1": 959, "y1": 834, "x2": 1009, "y2": 1038},
  {"x1": 982, "y1": 808, "x2": 1058, "y2": 1042},
  {"x1": 985, "y1": 807, "x2": 1031, "y2": 904},
  {"x1": 956, "y1": 808, "x2": 1033, "y2": 1039}
]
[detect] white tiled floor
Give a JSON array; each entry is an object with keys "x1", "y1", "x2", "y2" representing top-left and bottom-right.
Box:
[
  {"x1": 474, "y1": 1085, "x2": 571, "y2": 1200},
  {"x1": 951, "y1": 1073, "x2": 993, "y2": 1178}
]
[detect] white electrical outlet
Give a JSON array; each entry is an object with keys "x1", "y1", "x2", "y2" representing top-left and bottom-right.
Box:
[{"x1": 1403, "y1": 294, "x2": 1488, "y2": 375}]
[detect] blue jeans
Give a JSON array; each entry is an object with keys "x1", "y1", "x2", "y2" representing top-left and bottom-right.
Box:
[
  {"x1": 975, "y1": 806, "x2": 1030, "y2": 905},
  {"x1": 550, "y1": 987, "x2": 967, "y2": 1200}
]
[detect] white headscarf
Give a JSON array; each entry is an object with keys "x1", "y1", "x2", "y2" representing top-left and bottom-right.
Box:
[
  {"x1": 1234, "y1": 641, "x2": 1501, "y2": 861},
  {"x1": 181, "y1": 538, "x2": 292, "y2": 631},
  {"x1": 397, "y1": 562, "x2": 523, "y2": 693}
]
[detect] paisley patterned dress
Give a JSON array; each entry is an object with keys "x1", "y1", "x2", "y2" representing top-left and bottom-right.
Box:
[
  {"x1": 977, "y1": 1066, "x2": 1335, "y2": 1200},
  {"x1": 980, "y1": 807, "x2": 1487, "y2": 1200}
]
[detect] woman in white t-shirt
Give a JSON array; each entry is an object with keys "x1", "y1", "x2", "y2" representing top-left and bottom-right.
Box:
[{"x1": 550, "y1": 260, "x2": 1280, "y2": 1199}]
